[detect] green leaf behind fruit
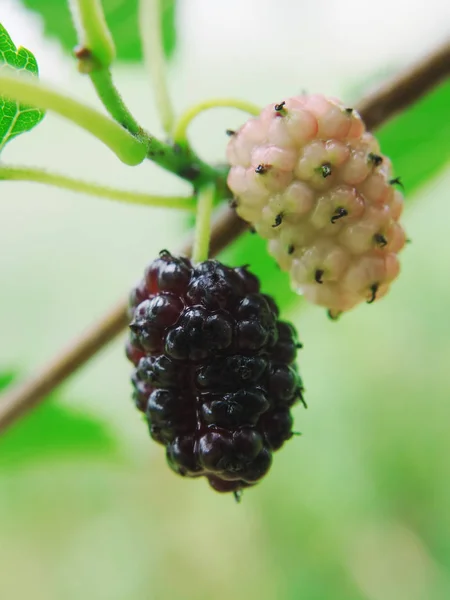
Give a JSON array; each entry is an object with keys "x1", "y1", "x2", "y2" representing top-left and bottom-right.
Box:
[
  {"x1": 0, "y1": 372, "x2": 117, "y2": 467},
  {"x1": 377, "y1": 80, "x2": 450, "y2": 192},
  {"x1": 0, "y1": 23, "x2": 45, "y2": 152},
  {"x1": 22, "y1": 0, "x2": 178, "y2": 61},
  {"x1": 220, "y1": 231, "x2": 293, "y2": 309}
]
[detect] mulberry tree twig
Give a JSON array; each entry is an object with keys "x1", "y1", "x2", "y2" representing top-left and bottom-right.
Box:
[
  {"x1": 356, "y1": 40, "x2": 450, "y2": 130},
  {"x1": 1, "y1": 40, "x2": 449, "y2": 434}
]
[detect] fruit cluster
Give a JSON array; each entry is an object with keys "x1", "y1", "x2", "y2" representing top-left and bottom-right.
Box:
[
  {"x1": 126, "y1": 251, "x2": 304, "y2": 495},
  {"x1": 226, "y1": 94, "x2": 406, "y2": 317}
]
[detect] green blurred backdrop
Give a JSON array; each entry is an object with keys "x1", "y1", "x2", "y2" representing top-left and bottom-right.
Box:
[{"x1": 1, "y1": 1, "x2": 450, "y2": 598}]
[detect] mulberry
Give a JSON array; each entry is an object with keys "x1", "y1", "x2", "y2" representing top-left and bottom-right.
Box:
[
  {"x1": 226, "y1": 94, "x2": 406, "y2": 317},
  {"x1": 126, "y1": 251, "x2": 304, "y2": 496}
]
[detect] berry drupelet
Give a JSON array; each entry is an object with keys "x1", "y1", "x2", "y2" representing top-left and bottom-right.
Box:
[{"x1": 126, "y1": 250, "x2": 304, "y2": 495}]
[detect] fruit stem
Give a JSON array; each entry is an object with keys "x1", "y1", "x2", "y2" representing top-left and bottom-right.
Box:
[
  {"x1": 172, "y1": 97, "x2": 261, "y2": 145},
  {"x1": 0, "y1": 165, "x2": 197, "y2": 211},
  {"x1": 69, "y1": 0, "x2": 116, "y2": 68},
  {"x1": 88, "y1": 70, "x2": 143, "y2": 137},
  {"x1": 0, "y1": 72, "x2": 147, "y2": 165},
  {"x1": 70, "y1": 0, "x2": 145, "y2": 138},
  {"x1": 192, "y1": 183, "x2": 216, "y2": 262},
  {"x1": 139, "y1": 0, "x2": 175, "y2": 134},
  {"x1": 0, "y1": 74, "x2": 227, "y2": 189},
  {"x1": 69, "y1": 0, "x2": 222, "y2": 189}
]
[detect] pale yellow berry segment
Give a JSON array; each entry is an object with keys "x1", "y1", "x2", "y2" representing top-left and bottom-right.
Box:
[{"x1": 226, "y1": 94, "x2": 407, "y2": 315}]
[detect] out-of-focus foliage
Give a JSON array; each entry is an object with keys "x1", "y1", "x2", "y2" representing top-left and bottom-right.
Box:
[
  {"x1": 221, "y1": 230, "x2": 292, "y2": 307},
  {"x1": 0, "y1": 372, "x2": 117, "y2": 466},
  {"x1": 21, "y1": 0, "x2": 178, "y2": 61},
  {"x1": 378, "y1": 81, "x2": 450, "y2": 190},
  {"x1": 0, "y1": 23, "x2": 45, "y2": 152}
]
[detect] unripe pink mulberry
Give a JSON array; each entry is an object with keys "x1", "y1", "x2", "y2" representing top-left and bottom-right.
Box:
[{"x1": 226, "y1": 95, "x2": 407, "y2": 317}]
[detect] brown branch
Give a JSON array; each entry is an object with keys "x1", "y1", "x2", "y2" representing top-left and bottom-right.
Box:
[
  {"x1": 1, "y1": 39, "x2": 449, "y2": 434},
  {"x1": 357, "y1": 40, "x2": 450, "y2": 130}
]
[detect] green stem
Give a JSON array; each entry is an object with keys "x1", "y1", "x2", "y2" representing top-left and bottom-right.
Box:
[
  {"x1": 0, "y1": 72, "x2": 226, "y2": 189},
  {"x1": 147, "y1": 139, "x2": 228, "y2": 189},
  {"x1": 0, "y1": 73, "x2": 147, "y2": 165},
  {"x1": 85, "y1": 75, "x2": 228, "y2": 189},
  {"x1": 172, "y1": 97, "x2": 261, "y2": 144},
  {"x1": 0, "y1": 165, "x2": 196, "y2": 210},
  {"x1": 70, "y1": 0, "x2": 146, "y2": 139},
  {"x1": 89, "y1": 70, "x2": 143, "y2": 137},
  {"x1": 69, "y1": 0, "x2": 115, "y2": 67},
  {"x1": 70, "y1": 0, "x2": 226, "y2": 192},
  {"x1": 0, "y1": 75, "x2": 228, "y2": 190},
  {"x1": 139, "y1": 0, "x2": 175, "y2": 134},
  {"x1": 192, "y1": 183, "x2": 215, "y2": 262}
]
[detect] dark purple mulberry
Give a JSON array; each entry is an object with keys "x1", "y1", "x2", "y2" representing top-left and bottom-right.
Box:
[{"x1": 126, "y1": 250, "x2": 305, "y2": 495}]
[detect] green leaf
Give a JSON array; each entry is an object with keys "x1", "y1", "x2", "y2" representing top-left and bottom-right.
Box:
[
  {"x1": 0, "y1": 372, "x2": 117, "y2": 467},
  {"x1": 0, "y1": 371, "x2": 14, "y2": 390},
  {"x1": 0, "y1": 23, "x2": 45, "y2": 152},
  {"x1": 22, "y1": 0, "x2": 178, "y2": 62},
  {"x1": 160, "y1": 0, "x2": 177, "y2": 59},
  {"x1": 220, "y1": 230, "x2": 294, "y2": 309},
  {"x1": 377, "y1": 80, "x2": 450, "y2": 192}
]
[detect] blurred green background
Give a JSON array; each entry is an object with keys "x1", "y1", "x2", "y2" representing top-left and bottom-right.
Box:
[{"x1": 1, "y1": 1, "x2": 450, "y2": 599}]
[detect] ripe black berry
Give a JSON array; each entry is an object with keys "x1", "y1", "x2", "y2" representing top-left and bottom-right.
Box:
[{"x1": 126, "y1": 251, "x2": 305, "y2": 495}]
